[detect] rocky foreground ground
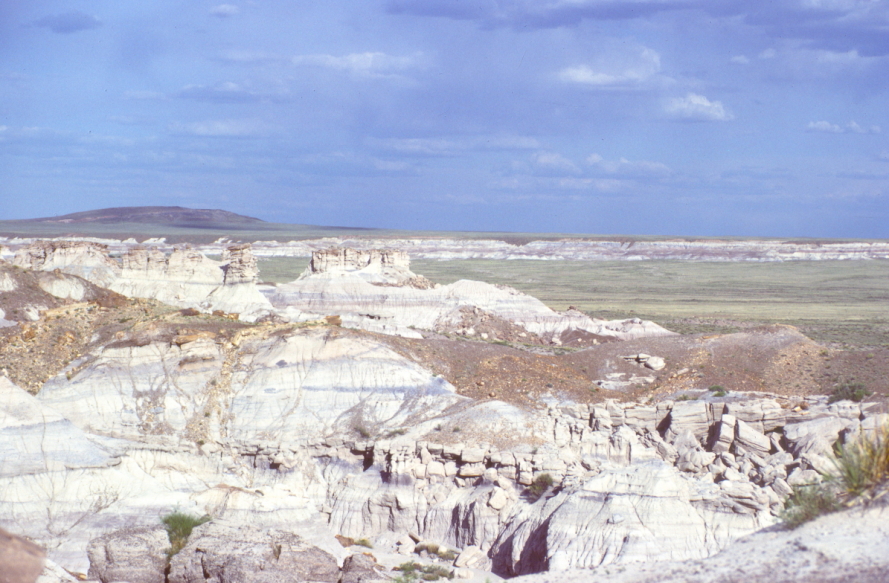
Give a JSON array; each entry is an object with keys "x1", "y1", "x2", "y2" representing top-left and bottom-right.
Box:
[{"x1": 0, "y1": 241, "x2": 887, "y2": 583}]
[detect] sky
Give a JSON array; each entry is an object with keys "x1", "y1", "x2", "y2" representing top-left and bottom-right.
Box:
[{"x1": 1, "y1": 1, "x2": 888, "y2": 237}]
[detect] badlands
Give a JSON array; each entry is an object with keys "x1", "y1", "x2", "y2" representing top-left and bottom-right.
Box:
[{"x1": 0, "y1": 236, "x2": 888, "y2": 583}]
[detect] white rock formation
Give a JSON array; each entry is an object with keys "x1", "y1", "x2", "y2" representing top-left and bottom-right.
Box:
[
  {"x1": 13, "y1": 241, "x2": 119, "y2": 288},
  {"x1": 0, "y1": 377, "x2": 117, "y2": 477},
  {"x1": 509, "y1": 502, "x2": 889, "y2": 583},
  {"x1": 1, "y1": 329, "x2": 880, "y2": 577},
  {"x1": 12, "y1": 241, "x2": 273, "y2": 321},
  {"x1": 37, "y1": 327, "x2": 464, "y2": 442},
  {"x1": 267, "y1": 248, "x2": 675, "y2": 342}
]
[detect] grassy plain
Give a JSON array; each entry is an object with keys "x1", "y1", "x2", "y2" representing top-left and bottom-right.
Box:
[
  {"x1": 410, "y1": 259, "x2": 889, "y2": 347},
  {"x1": 254, "y1": 257, "x2": 889, "y2": 347}
]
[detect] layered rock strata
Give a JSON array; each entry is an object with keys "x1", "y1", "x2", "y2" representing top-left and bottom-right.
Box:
[
  {"x1": 13, "y1": 242, "x2": 273, "y2": 321},
  {"x1": 2, "y1": 321, "x2": 882, "y2": 576}
]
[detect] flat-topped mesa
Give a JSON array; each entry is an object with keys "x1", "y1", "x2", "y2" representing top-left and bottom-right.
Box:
[{"x1": 301, "y1": 247, "x2": 434, "y2": 288}]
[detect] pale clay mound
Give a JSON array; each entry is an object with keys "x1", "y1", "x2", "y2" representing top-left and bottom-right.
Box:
[{"x1": 0, "y1": 241, "x2": 887, "y2": 582}]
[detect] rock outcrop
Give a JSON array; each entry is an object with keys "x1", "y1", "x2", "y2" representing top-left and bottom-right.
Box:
[
  {"x1": 510, "y1": 502, "x2": 889, "y2": 583},
  {"x1": 167, "y1": 521, "x2": 341, "y2": 583},
  {"x1": 10, "y1": 319, "x2": 878, "y2": 576},
  {"x1": 13, "y1": 242, "x2": 273, "y2": 321},
  {"x1": 13, "y1": 241, "x2": 119, "y2": 288},
  {"x1": 86, "y1": 526, "x2": 169, "y2": 583},
  {"x1": 268, "y1": 248, "x2": 675, "y2": 342}
]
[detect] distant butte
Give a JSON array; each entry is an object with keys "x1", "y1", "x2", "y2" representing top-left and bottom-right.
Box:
[{"x1": 23, "y1": 206, "x2": 265, "y2": 225}]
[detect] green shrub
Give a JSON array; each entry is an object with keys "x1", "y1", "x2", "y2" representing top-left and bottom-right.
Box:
[
  {"x1": 528, "y1": 473, "x2": 554, "y2": 500},
  {"x1": 415, "y1": 542, "x2": 439, "y2": 555},
  {"x1": 828, "y1": 383, "x2": 871, "y2": 404},
  {"x1": 437, "y1": 549, "x2": 457, "y2": 561},
  {"x1": 393, "y1": 561, "x2": 454, "y2": 582},
  {"x1": 782, "y1": 420, "x2": 889, "y2": 528},
  {"x1": 708, "y1": 385, "x2": 724, "y2": 392},
  {"x1": 162, "y1": 511, "x2": 210, "y2": 556},
  {"x1": 355, "y1": 538, "x2": 373, "y2": 549},
  {"x1": 780, "y1": 485, "x2": 842, "y2": 529},
  {"x1": 354, "y1": 425, "x2": 371, "y2": 439}
]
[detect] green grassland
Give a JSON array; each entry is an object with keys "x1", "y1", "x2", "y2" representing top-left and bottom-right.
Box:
[
  {"x1": 411, "y1": 259, "x2": 889, "y2": 347},
  {"x1": 253, "y1": 256, "x2": 889, "y2": 347},
  {"x1": 259, "y1": 257, "x2": 889, "y2": 346}
]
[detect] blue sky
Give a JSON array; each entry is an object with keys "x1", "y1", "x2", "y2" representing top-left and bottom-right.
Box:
[{"x1": 1, "y1": 1, "x2": 888, "y2": 237}]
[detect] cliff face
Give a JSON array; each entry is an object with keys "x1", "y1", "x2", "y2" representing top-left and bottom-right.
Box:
[{"x1": 12, "y1": 241, "x2": 272, "y2": 321}]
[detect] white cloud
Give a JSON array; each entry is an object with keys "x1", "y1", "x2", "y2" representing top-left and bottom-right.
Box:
[
  {"x1": 759, "y1": 48, "x2": 777, "y2": 59},
  {"x1": 210, "y1": 4, "x2": 239, "y2": 17},
  {"x1": 807, "y1": 120, "x2": 881, "y2": 134},
  {"x1": 558, "y1": 47, "x2": 661, "y2": 88},
  {"x1": 557, "y1": 177, "x2": 626, "y2": 192},
  {"x1": 169, "y1": 119, "x2": 265, "y2": 137},
  {"x1": 370, "y1": 135, "x2": 539, "y2": 155},
  {"x1": 533, "y1": 151, "x2": 580, "y2": 174},
  {"x1": 665, "y1": 93, "x2": 733, "y2": 121},
  {"x1": 292, "y1": 52, "x2": 423, "y2": 78},
  {"x1": 807, "y1": 120, "x2": 843, "y2": 133},
  {"x1": 730, "y1": 55, "x2": 750, "y2": 65},
  {"x1": 846, "y1": 121, "x2": 881, "y2": 134},
  {"x1": 586, "y1": 153, "x2": 671, "y2": 177}
]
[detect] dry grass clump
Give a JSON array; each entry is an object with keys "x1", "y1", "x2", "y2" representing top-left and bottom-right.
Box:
[{"x1": 783, "y1": 421, "x2": 889, "y2": 528}]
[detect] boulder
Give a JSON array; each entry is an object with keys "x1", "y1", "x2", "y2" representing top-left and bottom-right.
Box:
[
  {"x1": 784, "y1": 417, "x2": 851, "y2": 456},
  {"x1": 667, "y1": 401, "x2": 711, "y2": 441},
  {"x1": 340, "y1": 553, "x2": 388, "y2": 583},
  {"x1": 708, "y1": 414, "x2": 736, "y2": 454},
  {"x1": 87, "y1": 526, "x2": 169, "y2": 583},
  {"x1": 734, "y1": 419, "x2": 771, "y2": 458},
  {"x1": 167, "y1": 520, "x2": 340, "y2": 583},
  {"x1": 454, "y1": 545, "x2": 487, "y2": 569}
]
